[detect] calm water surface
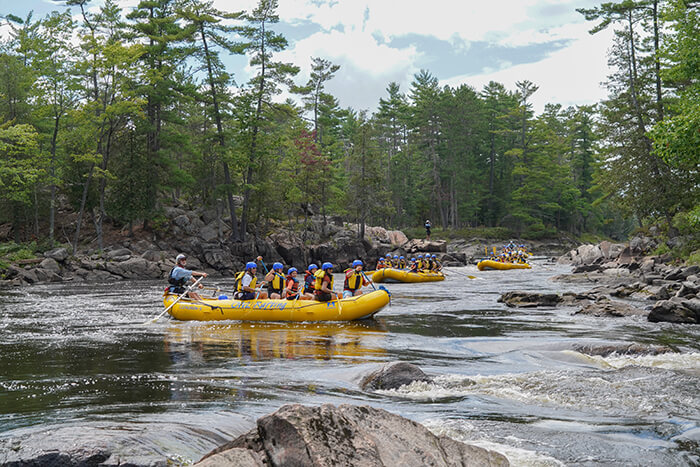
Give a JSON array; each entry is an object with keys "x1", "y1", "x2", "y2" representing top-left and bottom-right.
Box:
[{"x1": 1, "y1": 259, "x2": 699, "y2": 465}]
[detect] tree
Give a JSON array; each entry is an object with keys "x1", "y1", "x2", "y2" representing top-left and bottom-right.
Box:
[
  {"x1": 178, "y1": 0, "x2": 244, "y2": 240},
  {"x1": 237, "y1": 0, "x2": 299, "y2": 240}
]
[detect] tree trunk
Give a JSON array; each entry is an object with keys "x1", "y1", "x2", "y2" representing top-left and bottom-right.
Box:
[
  {"x1": 652, "y1": 0, "x2": 663, "y2": 121},
  {"x1": 200, "y1": 23, "x2": 240, "y2": 241}
]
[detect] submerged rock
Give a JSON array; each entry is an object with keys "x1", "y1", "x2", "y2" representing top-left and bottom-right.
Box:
[
  {"x1": 359, "y1": 361, "x2": 432, "y2": 391},
  {"x1": 498, "y1": 291, "x2": 562, "y2": 308},
  {"x1": 573, "y1": 343, "x2": 675, "y2": 357},
  {"x1": 198, "y1": 404, "x2": 509, "y2": 467},
  {"x1": 574, "y1": 298, "x2": 647, "y2": 318}
]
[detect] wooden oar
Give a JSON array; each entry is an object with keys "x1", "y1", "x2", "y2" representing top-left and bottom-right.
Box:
[{"x1": 150, "y1": 276, "x2": 205, "y2": 323}]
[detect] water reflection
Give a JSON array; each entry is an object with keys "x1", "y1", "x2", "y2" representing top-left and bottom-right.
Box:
[{"x1": 164, "y1": 320, "x2": 388, "y2": 363}]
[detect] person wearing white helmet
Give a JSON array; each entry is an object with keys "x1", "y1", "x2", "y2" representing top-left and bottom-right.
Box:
[
  {"x1": 167, "y1": 254, "x2": 207, "y2": 300},
  {"x1": 424, "y1": 220, "x2": 432, "y2": 240}
]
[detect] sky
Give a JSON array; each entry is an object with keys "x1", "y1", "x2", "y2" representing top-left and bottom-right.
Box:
[{"x1": 1, "y1": 0, "x2": 615, "y2": 113}]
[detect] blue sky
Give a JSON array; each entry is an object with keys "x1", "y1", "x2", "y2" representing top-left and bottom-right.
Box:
[{"x1": 1, "y1": 0, "x2": 613, "y2": 113}]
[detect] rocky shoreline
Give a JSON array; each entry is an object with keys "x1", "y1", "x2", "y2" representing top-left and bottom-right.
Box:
[{"x1": 498, "y1": 237, "x2": 700, "y2": 325}]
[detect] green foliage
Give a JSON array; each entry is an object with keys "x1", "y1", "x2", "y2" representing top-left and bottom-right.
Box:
[{"x1": 0, "y1": 241, "x2": 37, "y2": 262}]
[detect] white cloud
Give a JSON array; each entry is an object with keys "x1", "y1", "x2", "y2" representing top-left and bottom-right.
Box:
[{"x1": 441, "y1": 25, "x2": 614, "y2": 113}]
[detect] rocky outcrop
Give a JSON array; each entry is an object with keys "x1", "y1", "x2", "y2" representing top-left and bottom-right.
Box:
[
  {"x1": 359, "y1": 362, "x2": 432, "y2": 391},
  {"x1": 403, "y1": 238, "x2": 447, "y2": 253},
  {"x1": 197, "y1": 404, "x2": 509, "y2": 467},
  {"x1": 574, "y1": 297, "x2": 647, "y2": 318},
  {"x1": 497, "y1": 290, "x2": 648, "y2": 318},
  {"x1": 1, "y1": 209, "x2": 441, "y2": 286}
]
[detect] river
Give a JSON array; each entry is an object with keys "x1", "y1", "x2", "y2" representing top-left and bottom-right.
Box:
[{"x1": 1, "y1": 259, "x2": 699, "y2": 465}]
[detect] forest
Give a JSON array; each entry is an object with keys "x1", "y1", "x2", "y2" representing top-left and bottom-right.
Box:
[{"x1": 0, "y1": 0, "x2": 698, "y2": 254}]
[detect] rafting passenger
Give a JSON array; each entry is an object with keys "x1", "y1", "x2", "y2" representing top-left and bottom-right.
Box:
[
  {"x1": 432, "y1": 254, "x2": 443, "y2": 271},
  {"x1": 416, "y1": 254, "x2": 425, "y2": 271},
  {"x1": 399, "y1": 255, "x2": 407, "y2": 269},
  {"x1": 235, "y1": 261, "x2": 267, "y2": 300},
  {"x1": 314, "y1": 262, "x2": 339, "y2": 302},
  {"x1": 167, "y1": 254, "x2": 207, "y2": 300},
  {"x1": 265, "y1": 261, "x2": 287, "y2": 299},
  {"x1": 409, "y1": 257, "x2": 419, "y2": 273},
  {"x1": 304, "y1": 263, "x2": 318, "y2": 291},
  {"x1": 343, "y1": 259, "x2": 370, "y2": 298},
  {"x1": 375, "y1": 256, "x2": 387, "y2": 269},
  {"x1": 286, "y1": 267, "x2": 313, "y2": 300},
  {"x1": 391, "y1": 255, "x2": 400, "y2": 268}
]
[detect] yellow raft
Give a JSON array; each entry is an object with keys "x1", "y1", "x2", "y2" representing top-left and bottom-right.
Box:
[
  {"x1": 372, "y1": 268, "x2": 445, "y2": 283},
  {"x1": 163, "y1": 288, "x2": 390, "y2": 322},
  {"x1": 477, "y1": 260, "x2": 531, "y2": 271}
]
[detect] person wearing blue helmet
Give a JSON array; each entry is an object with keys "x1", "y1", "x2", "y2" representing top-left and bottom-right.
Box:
[
  {"x1": 235, "y1": 260, "x2": 267, "y2": 300},
  {"x1": 432, "y1": 254, "x2": 443, "y2": 271},
  {"x1": 304, "y1": 264, "x2": 318, "y2": 290},
  {"x1": 398, "y1": 255, "x2": 407, "y2": 269},
  {"x1": 416, "y1": 254, "x2": 425, "y2": 271},
  {"x1": 264, "y1": 261, "x2": 286, "y2": 299},
  {"x1": 285, "y1": 267, "x2": 313, "y2": 300},
  {"x1": 390, "y1": 255, "x2": 400, "y2": 268},
  {"x1": 409, "y1": 257, "x2": 419, "y2": 273},
  {"x1": 313, "y1": 262, "x2": 338, "y2": 302},
  {"x1": 375, "y1": 256, "x2": 387, "y2": 270},
  {"x1": 343, "y1": 259, "x2": 370, "y2": 298}
]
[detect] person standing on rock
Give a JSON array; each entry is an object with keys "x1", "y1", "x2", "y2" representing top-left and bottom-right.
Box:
[
  {"x1": 425, "y1": 220, "x2": 432, "y2": 240},
  {"x1": 343, "y1": 260, "x2": 370, "y2": 298},
  {"x1": 313, "y1": 262, "x2": 339, "y2": 302},
  {"x1": 168, "y1": 254, "x2": 207, "y2": 301}
]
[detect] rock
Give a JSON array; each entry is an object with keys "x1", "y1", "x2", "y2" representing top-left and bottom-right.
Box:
[
  {"x1": 387, "y1": 230, "x2": 409, "y2": 247},
  {"x1": 640, "y1": 259, "x2": 656, "y2": 273},
  {"x1": 598, "y1": 241, "x2": 626, "y2": 260},
  {"x1": 575, "y1": 298, "x2": 647, "y2": 318},
  {"x1": 648, "y1": 299, "x2": 700, "y2": 324},
  {"x1": 105, "y1": 257, "x2": 158, "y2": 279},
  {"x1": 573, "y1": 343, "x2": 675, "y2": 357},
  {"x1": 575, "y1": 244, "x2": 604, "y2": 265},
  {"x1": 197, "y1": 448, "x2": 264, "y2": 467},
  {"x1": 107, "y1": 248, "x2": 132, "y2": 260},
  {"x1": 198, "y1": 222, "x2": 220, "y2": 242},
  {"x1": 198, "y1": 404, "x2": 509, "y2": 467},
  {"x1": 403, "y1": 239, "x2": 447, "y2": 253},
  {"x1": 498, "y1": 291, "x2": 561, "y2": 308},
  {"x1": 44, "y1": 247, "x2": 69, "y2": 262},
  {"x1": 601, "y1": 267, "x2": 632, "y2": 277},
  {"x1": 572, "y1": 264, "x2": 600, "y2": 273},
  {"x1": 270, "y1": 232, "x2": 305, "y2": 266},
  {"x1": 364, "y1": 226, "x2": 391, "y2": 244},
  {"x1": 629, "y1": 236, "x2": 657, "y2": 255},
  {"x1": 2, "y1": 448, "x2": 112, "y2": 467},
  {"x1": 163, "y1": 206, "x2": 187, "y2": 219},
  {"x1": 360, "y1": 362, "x2": 432, "y2": 391},
  {"x1": 39, "y1": 258, "x2": 61, "y2": 274},
  {"x1": 202, "y1": 247, "x2": 234, "y2": 271},
  {"x1": 18, "y1": 269, "x2": 38, "y2": 284},
  {"x1": 676, "y1": 282, "x2": 698, "y2": 298},
  {"x1": 141, "y1": 249, "x2": 163, "y2": 262}
]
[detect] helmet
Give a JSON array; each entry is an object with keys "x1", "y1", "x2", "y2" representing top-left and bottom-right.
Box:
[
  {"x1": 176, "y1": 253, "x2": 186, "y2": 263},
  {"x1": 379, "y1": 256, "x2": 384, "y2": 261},
  {"x1": 322, "y1": 262, "x2": 333, "y2": 270},
  {"x1": 308, "y1": 263, "x2": 318, "y2": 271},
  {"x1": 432, "y1": 255, "x2": 436, "y2": 258},
  {"x1": 352, "y1": 259, "x2": 363, "y2": 267},
  {"x1": 411, "y1": 258, "x2": 416, "y2": 261},
  {"x1": 418, "y1": 254, "x2": 423, "y2": 258},
  {"x1": 400, "y1": 256, "x2": 405, "y2": 260},
  {"x1": 245, "y1": 261, "x2": 257, "y2": 270},
  {"x1": 288, "y1": 267, "x2": 298, "y2": 274},
  {"x1": 273, "y1": 262, "x2": 283, "y2": 270},
  {"x1": 393, "y1": 255, "x2": 398, "y2": 259}
]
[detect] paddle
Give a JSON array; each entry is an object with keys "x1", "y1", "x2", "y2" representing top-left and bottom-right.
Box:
[
  {"x1": 256, "y1": 256, "x2": 269, "y2": 273},
  {"x1": 151, "y1": 275, "x2": 205, "y2": 323},
  {"x1": 360, "y1": 270, "x2": 377, "y2": 291},
  {"x1": 443, "y1": 268, "x2": 477, "y2": 279}
]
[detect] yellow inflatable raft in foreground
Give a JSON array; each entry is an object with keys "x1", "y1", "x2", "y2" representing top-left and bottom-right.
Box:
[
  {"x1": 477, "y1": 260, "x2": 531, "y2": 271},
  {"x1": 163, "y1": 288, "x2": 390, "y2": 322},
  {"x1": 372, "y1": 268, "x2": 445, "y2": 283}
]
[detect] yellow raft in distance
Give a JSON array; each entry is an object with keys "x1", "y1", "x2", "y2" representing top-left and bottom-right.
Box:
[
  {"x1": 163, "y1": 288, "x2": 390, "y2": 322},
  {"x1": 477, "y1": 260, "x2": 531, "y2": 271},
  {"x1": 372, "y1": 268, "x2": 445, "y2": 283}
]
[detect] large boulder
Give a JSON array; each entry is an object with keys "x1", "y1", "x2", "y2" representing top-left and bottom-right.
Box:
[
  {"x1": 39, "y1": 257, "x2": 61, "y2": 274},
  {"x1": 359, "y1": 362, "x2": 432, "y2": 391},
  {"x1": 107, "y1": 248, "x2": 132, "y2": 261},
  {"x1": 386, "y1": 230, "x2": 409, "y2": 247},
  {"x1": 403, "y1": 239, "x2": 447, "y2": 253},
  {"x1": 198, "y1": 404, "x2": 509, "y2": 467},
  {"x1": 44, "y1": 247, "x2": 69, "y2": 262},
  {"x1": 498, "y1": 291, "x2": 562, "y2": 308},
  {"x1": 648, "y1": 298, "x2": 700, "y2": 324}
]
